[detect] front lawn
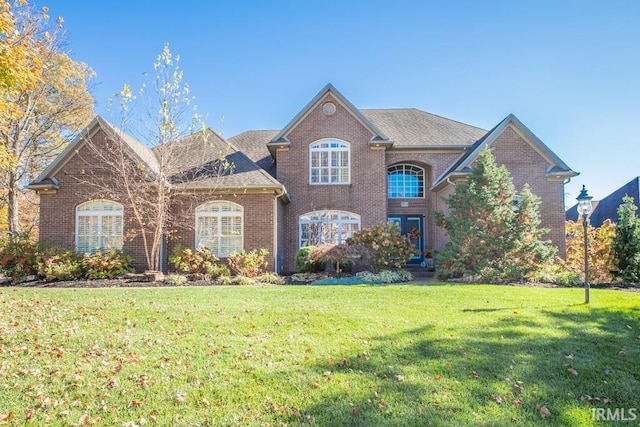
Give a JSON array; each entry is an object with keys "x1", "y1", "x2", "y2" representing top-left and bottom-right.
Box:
[{"x1": 0, "y1": 285, "x2": 638, "y2": 426}]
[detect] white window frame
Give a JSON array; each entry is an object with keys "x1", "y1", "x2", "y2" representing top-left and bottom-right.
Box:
[
  {"x1": 75, "y1": 200, "x2": 124, "y2": 254},
  {"x1": 299, "y1": 210, "x2": 361, "y2": 247},
  {"x1": 387, "y1": 164, "x2": 425, "y2": 199},
  {"x1": 309, "y1": 139, "x2": 351, "y2": 185},
  {"x1": 195, "y1": 201, "x2": 244, "y2": 257}
]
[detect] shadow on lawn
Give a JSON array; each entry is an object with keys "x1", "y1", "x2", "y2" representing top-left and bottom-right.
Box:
[{"x1": 273, "y1": 306, "x2": 639, "y2": 426}]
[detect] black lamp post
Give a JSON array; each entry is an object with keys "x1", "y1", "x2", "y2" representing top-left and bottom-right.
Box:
[{"x1": 576, "y1": 185, "x2": 594, "y2": 304}]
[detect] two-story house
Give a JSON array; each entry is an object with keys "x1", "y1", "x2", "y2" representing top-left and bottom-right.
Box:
[{"x1": 29, "y1": 84, "x2": 578, "y2": 272}]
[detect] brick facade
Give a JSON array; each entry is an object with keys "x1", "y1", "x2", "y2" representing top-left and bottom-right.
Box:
[{"x1": 33, "y1": 85, "x2": 575, "y2": 274}]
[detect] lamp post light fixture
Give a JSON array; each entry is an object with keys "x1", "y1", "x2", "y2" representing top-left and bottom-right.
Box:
[{"x1": 576, "y1": 185, "x2": 594, "y2": 304}]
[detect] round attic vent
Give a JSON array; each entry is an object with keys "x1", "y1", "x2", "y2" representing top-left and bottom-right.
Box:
[{"x1": 322, "y1": 102, "x2": 336, "y2": 116}]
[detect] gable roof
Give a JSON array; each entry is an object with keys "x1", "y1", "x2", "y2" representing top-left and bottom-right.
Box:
[
  {"x1": 29, "y1": 116, "x2": 287, "y2": 198},
  {"x1": 566, "y1": 177, "x2": 640, "y2": 227},
  {"x1": 431, "y1": 114, "x2": 578, "y2": 191},
  {"x1": 29, "y1": 116, "x2": 160, "y2": 190},
  {"x1": 267, "y1": 84, "x2": 390, "y2": 155}
]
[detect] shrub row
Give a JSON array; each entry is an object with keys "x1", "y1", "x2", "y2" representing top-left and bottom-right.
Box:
[
  {"x1": 0, "y1": 238, "x2": 134, "y2": 281},
  {"x1": 168, "y1": 246, "x2": 270, "y2": 279}
]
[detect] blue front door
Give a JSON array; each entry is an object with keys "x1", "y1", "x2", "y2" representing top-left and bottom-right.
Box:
[{"x1": 387, "y1": 215, "x2": 424, "y2": 264}]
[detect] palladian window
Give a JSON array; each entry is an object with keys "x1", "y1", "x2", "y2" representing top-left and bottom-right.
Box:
[
  {"x1": 76, "y1": 200, "x2": 124, "y2": 253},
  {"x1": 299, "y1": 210, "x2": 360, "y2": 247},
  {"x1": 309, "y1": 139, "x2": 350, "y2": 184},
  {"x1": 387, "y1": 164, "x2": 425, "y2": 198},
  {"x1": 195, "y1": 201, "x2": 243, "y2": 257}
]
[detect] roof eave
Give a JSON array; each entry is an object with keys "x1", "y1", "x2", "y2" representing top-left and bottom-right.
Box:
[{"x1": 388, "y1": 144, "x2": 471, "y2": 152}]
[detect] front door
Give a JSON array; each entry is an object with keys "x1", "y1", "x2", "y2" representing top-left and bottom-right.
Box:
[{"x1": 387, "y1": 215, "x2": 424, "y2": 264}]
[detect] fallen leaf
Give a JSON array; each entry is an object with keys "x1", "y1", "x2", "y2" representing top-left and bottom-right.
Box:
[
  {"x1": 491, "y1": 394, "x2": 506, "y2": 404},
  {"x1": 568, "y1": 368, "x2": 578, "y2": 377},
  {"x1": 395, "y1": 374, "x2": 405, "y2": 382},
  {"x1": 311, "y1": 381, "x2": 320, "y2": 388},
  {"x1": 581, "y1": 395, "x2": 593, "y2": 401},
  {"x1": 512, "y1": 384, "x2": 523, "y2": 394},
  {"x1": 78, "y1": 413, "x2": 101, "y2": 426},
  {"x1": 0, "y1": 412, "x2": 15, "y2": 423},
  {"x1": 175, "y1": 393, "x2": 186, "y2": 404},
  {"x1": 603, "y1": 397, "x2": 613, "y2": 404},
  {"x1": 540, "y1": 406, "x2": 551, "y2": 418},
  {"x1": 563, "y1": 354, "x2": 574, "y2": 360},
  {"x1": 618, "y1": 350, "x2": 626, "y2": 356}
]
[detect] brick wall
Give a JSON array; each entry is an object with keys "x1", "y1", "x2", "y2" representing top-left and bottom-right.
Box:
[
  {"x1": 275, "y1": 94, "x2": 387, "y2": 271},
  {"x1": 39, "y1": 128, "x2": 279, "y2": 272},
  {"x1": 490, "y1": 125, "x2": 567, "y2": 256},
  {"x1": 168, "y1": 192, "x2": 278, "y2": 271}
]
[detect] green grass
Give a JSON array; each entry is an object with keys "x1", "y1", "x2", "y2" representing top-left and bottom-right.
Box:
[{"x1": 0, "y1": 284, "x2": 639, "y2": 426}]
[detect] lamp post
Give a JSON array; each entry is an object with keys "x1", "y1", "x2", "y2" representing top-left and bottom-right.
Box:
[{"x1": 576, "y1": 185, "x2": 594, "y2": 304}]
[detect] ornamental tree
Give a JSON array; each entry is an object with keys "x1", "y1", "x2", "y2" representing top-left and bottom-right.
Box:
[
  {"x1": 565, "y1": 219, "x2": 615, "y2": 284},
  {"x1": 433, "y1": 148, "x2": 555, "y2": 281},
  {"x1": 611, "y1": 195, "x2": 640, "y2": 283},
  {"x1": 78, "y1": 44, "x2": 232, "y2": 271},
  {"x1": 347, "y1": 222, "x2": 415, "y2": 271}
]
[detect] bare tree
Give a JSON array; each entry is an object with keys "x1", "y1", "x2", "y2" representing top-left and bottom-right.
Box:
[
  {"x1": 0, "y1": 1, "x2": 94, "y2": 240},
  {"x1": 76, "y1": 44, "x2": 232, "y2": 271}
]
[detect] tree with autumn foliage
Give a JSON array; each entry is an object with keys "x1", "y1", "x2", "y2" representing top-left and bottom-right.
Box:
[
  {"x1": 0, "y1": 0, "x2": 94, "y2": 240},
  {"x1": 565, "y1": 219, "x2": 615, "y2": 284},
  {"x1": 434, "y1": 148, "x2": 556, "y2": 281}
]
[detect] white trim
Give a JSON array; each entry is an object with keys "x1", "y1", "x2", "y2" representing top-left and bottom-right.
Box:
[
  {"x1": 195, "y1": 201, "x2": 244, "y2": 257},
  {"x1": 75, "y1": 199, "x2": 124, "y2": 253},
  {"x1": 298, "y1": 210, "x2": 361, "y2": 247},
  {"x1": 387, "y1": 164, "x2": 426, "y2": 199},
  {"x1": 309, "y1": 139, "x2": 351, "y2": 185}
]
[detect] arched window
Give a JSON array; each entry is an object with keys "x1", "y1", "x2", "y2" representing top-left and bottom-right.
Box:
[
  {"x1": 299, "y1": 210, "x2": 360, "y2": 247},
  {"x1": 76, "y1": 200, "x2": 124, "y2": 253},
  {"x1": 195, "y1": 201, "x2": 243, "y2": 257},
  {"x1": 309, "y1": 139, "x2": 350, "y2": 184},
  {"x1": 387, "y1": 164, "x2": 425, "y2": 198}
]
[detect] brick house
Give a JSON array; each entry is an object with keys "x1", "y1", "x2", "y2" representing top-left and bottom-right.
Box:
[{"x1": 29, "y1": 84, "x2": 578, "y2": 272}]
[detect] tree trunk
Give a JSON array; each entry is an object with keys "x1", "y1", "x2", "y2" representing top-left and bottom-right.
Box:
[{"x1": 7, "y1": 175, "x2": 20, "y2": 242}]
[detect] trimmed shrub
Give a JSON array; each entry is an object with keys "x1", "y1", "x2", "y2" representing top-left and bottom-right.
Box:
[
  {"x1": 227, "y1": 249, "x2": 269, "y2": 278},
  {"x1": 39, "y1": 249, "x2": 85, "y2": 281},
  {"x1": 295, "y1": 246, "x2": 325, "y2": 272},
  {"x1": 529, "y1": 262, "x2": 582, "y2": 287},
  {"x1": 347, "y1": 223, "x2": 416, "y2": 271},
  {"x1": 169, "y1": 246, "x2": 223, "y2": 279},
  {"x1": 165, "y1": 274, "x2": 188, "y2": 286},
  {"x1": 355, "y1": 269, "x2": 415, "y2": 284},
  {"x1": 217, "y1": 275, "x2": 256, "y2": 286},
  {"x1": 83, "y1": 248, "x2": 134, "y2": 279},
  {"x1": 0, "y1": 237, "x2": 44, "y2": 280},
  {"x1": 256, "y1": 272, "x2": 285, "y2": 285}
]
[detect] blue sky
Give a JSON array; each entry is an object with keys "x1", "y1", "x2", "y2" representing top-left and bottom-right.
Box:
[{"x1": 42, "y1": 0, "x2": 640, "y2": 207}]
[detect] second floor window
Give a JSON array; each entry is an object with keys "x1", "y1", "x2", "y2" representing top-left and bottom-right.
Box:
[
  {"x1": 387, "y1": 164, "x2": 425, "y2": 198},
  {"x1": 309, "y1": 139, "x2": 350, "y2": 184}
]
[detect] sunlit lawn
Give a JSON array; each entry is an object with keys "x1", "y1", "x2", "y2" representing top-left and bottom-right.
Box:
[{"x1": 0, "y1": 284, "x2": 639, "y2": 426}]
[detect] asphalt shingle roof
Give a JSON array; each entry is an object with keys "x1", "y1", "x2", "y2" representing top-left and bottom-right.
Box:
[
  {"x1": 229, "y1": 130, "x2": 278, "y2": 177},
  {"x1": 361, "y1": 108, "x2": 487, "y2": 147}
]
